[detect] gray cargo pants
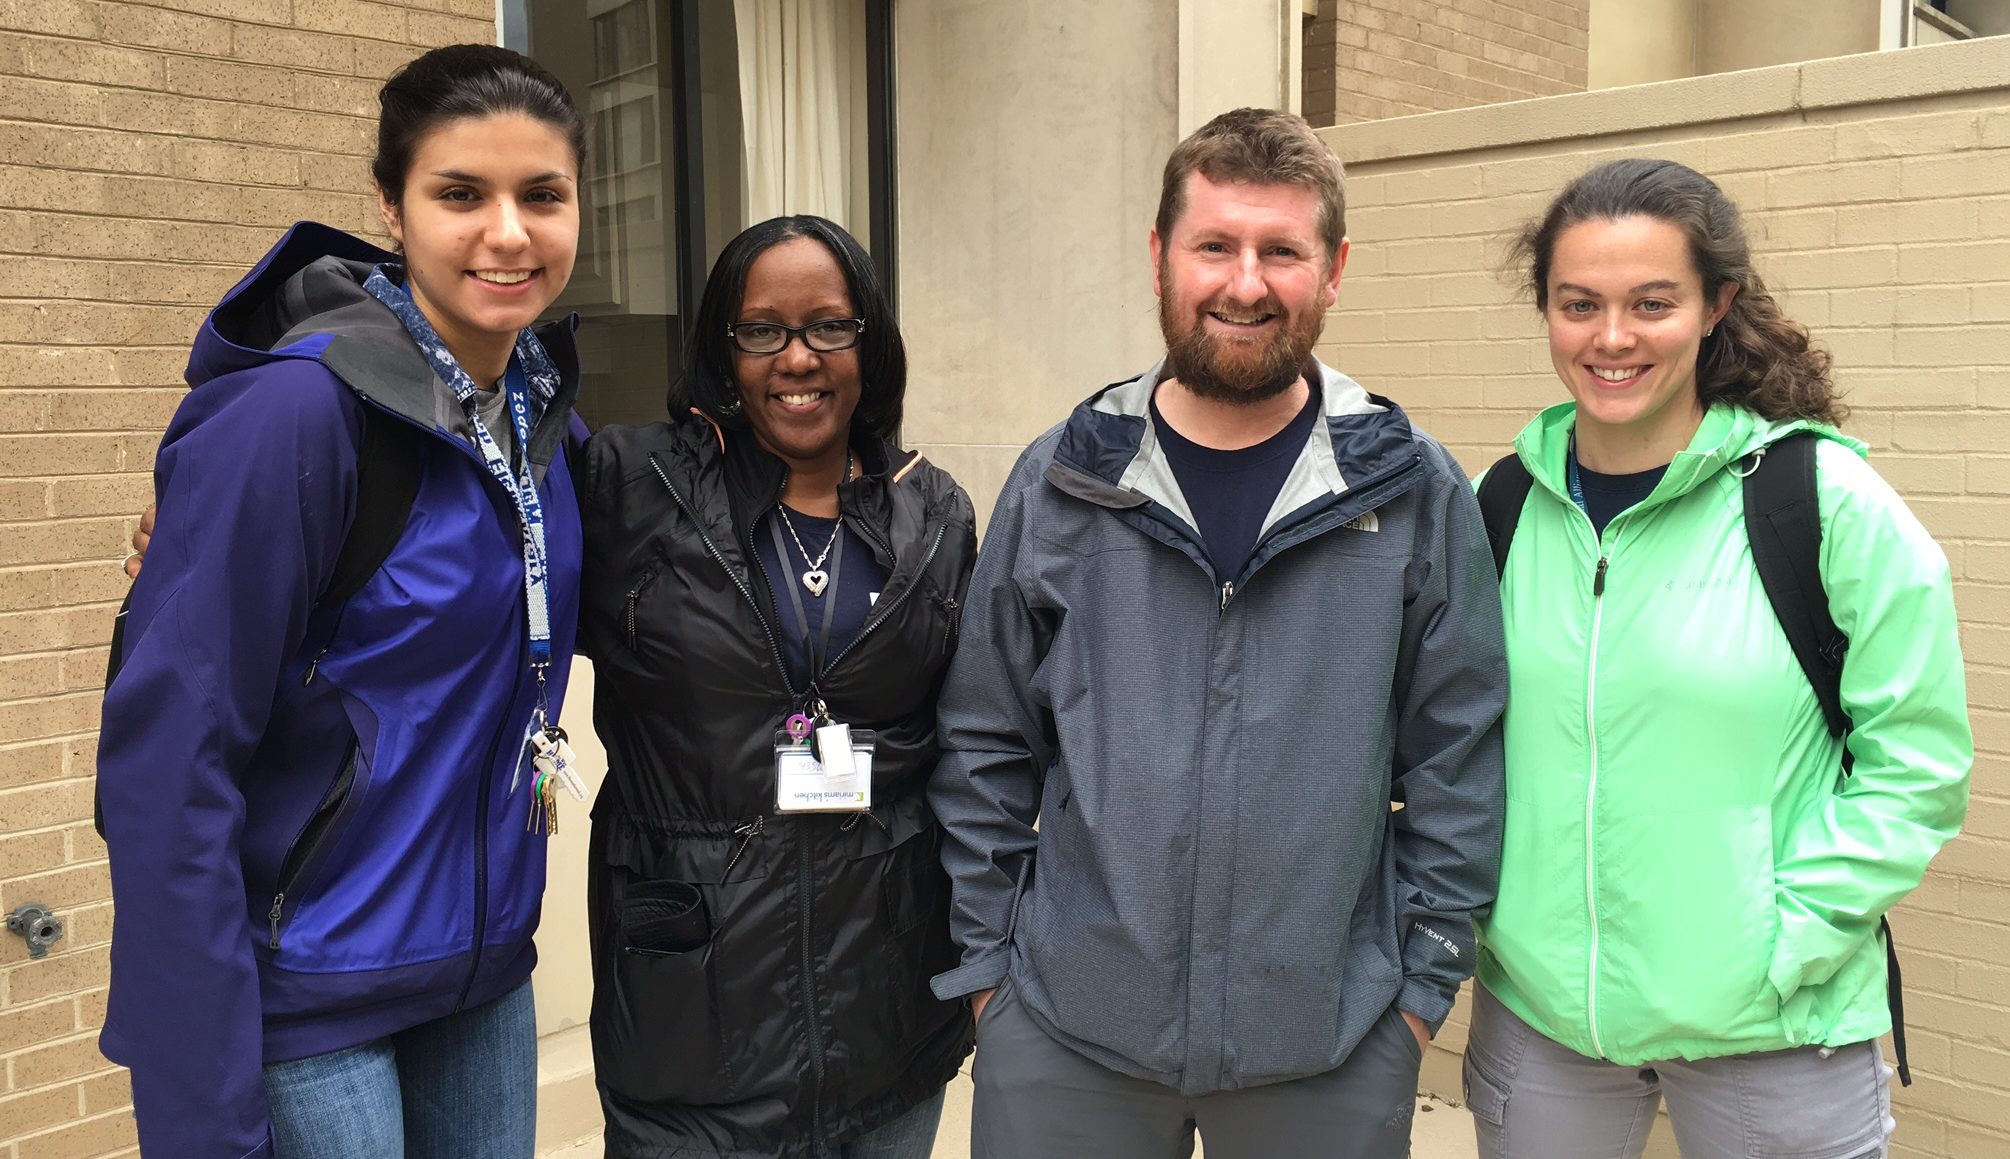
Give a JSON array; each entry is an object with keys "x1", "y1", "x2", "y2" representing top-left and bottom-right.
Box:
[
  {"x1": 970, "y1": 975, "x2": 1423, "y2": 1159},
  {"x1": 1464, "y1": 984, "x2": 1895, "y2": 1159}
]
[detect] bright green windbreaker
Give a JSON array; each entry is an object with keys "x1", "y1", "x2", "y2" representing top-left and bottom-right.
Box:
[{"x1": 1477, "y1": 402, "x2": 1972, "y2": 1066}]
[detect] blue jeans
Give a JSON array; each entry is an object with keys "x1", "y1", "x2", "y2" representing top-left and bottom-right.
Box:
[
  {"x1": 264, "y1": 981, "x2": 538, "y2": 1159},
  {"x1": 837, "y1": 1088, "x2": 948, "y2": 1159}
]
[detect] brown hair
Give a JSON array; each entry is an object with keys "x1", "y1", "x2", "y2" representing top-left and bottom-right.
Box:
[
  {"x1": 1511, "y1": 158, "x2": 1842, "y2": 426},
  {"x1": 1155, "y1": 107, "x2": 1346, "y2": 259}
]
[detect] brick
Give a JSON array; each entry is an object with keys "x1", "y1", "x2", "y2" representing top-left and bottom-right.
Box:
[
  {"x1": 33, "y1": 305, "x2": 205, "y2": 348},
  {"x1": 1893, "y1": 326, "x2": 2010, "y2": 369},
  {"x1": 0, "y1": 654, "x2": 64, "y2": 702},
  {"x1": 20, "y1": 38, "x2": 164, "y2": 90},
  {"x1": 1975, "y1": 284, "x2": 2010, "y2": 324},
  {"x1": 47, "y1": 474, "x2": 158, "y2": 519},
  {"x1": 1971, "y1": 458, "x2": 2010, "y2": 495},
  {"x1": 232, "y1": 105, "x2": 374, "y2": 155},
  {"x1": 52, "y1": 561, "x2": 136, "y2": 609},
  {"x1": 0, "y1": 861, "x2": 111, "y2": 914},
  {"x1": 1705, "y1": 126, "x2": 1836, "y2": 174},
  {"x1": 0, "y1": 1086, "x2": 81, "y2": 1142},
  {"x1": 0, "y1": 741, "x2": 68, "y2": 790},
  {"x1": 58, "y1": 647, "x2": 109, "y2": 693},
  {"x1": 1874, "y1": 454, "x2": 1965, "y2": 495},
  {"x1": 146, "y1": 0, "x2": 288, "y2": 21},
  {"x1": 230, "y1": 21, "x2": 364, "y2": 73},
  {"x1": 0, "y1": 164, "x2": 108, "y2": 216},
  {"x1": 162, "y1": 55, "x2": 295, "y2": 105},
  {"x1": 0, "y1": 829, "x2": 65, "y2": 879},
  {"x1": 0, "y1": 693, "x2": 103, "y2": 751},
  {"x1": 293, "y1": 0, "x2": 410, "y2": 41},
  {"x1": 1828, "y1": 287, "x2": 1970, "y2": 329},
  {"x1": 1384, "y1": 236, "x2": 1485, "y2": 275},
  {"x1": 3, "y1": 1028, "x2": 114, "y2": 1087},
  {"x1": 0, "y1": 0, "x2": 99, "y2": 38},
  {"x1": 1752, "y1": 208, "x2": 1836, "y2": 250},
  {"x1": 96, "y1": 2, "x2": 234, "y2": 55},
  {"x1": 0, "y1": 349, "x2": 120, "y2": 390},
  {"x1": 0, "y1": 74, "x2": 102, "y2": 127},
  {"x1": 292, "y1": 71, "x2": 383, "y2": 119},
  {"x1": 0, "y1": 480, "x2": 50, "y2": 520},
  {"x1": 0, "y1": 607, "x2": 114, "y2": 656},
  {"x1": 98, "y1": 89, "x2": 238, "y2": 140},
  {"x1": 1902, "y1": 153, "x2": 2010, "y2": 201},
  {"x1": 1768, "y1": 162, "x2": 1901, "y2": 210},
  {"x1": 405, "y1": 9, "x2": 493, "y2": 45},
  {"x1": 1898, "y1": 241, "x2": 2010, "y2": 286},
  {"x1": 63, "y1": 823, "x2": 106, "y2": 866},
  {"x1": 74, "y1": 985, "x2": 107, "y2": 1029},
  {"x1": 76, "y1": 1068, "x2": 129, "y2": 1116},
  {"x1": 1835, "y1": 201, "x2": 1978, "y2": 246},
  {"x1": 1760, "y1": 246, "x2": 1899, "y2": 291},
  {"x1": 1834, "y1": 113, "x2": 1981, "y2": 161},
  {"x1": 171, "y1": 139, "x2": 301, "y2": 188},
  {"x1": 14, "y1": 1107, "x2": 137, "y2": 1159}
]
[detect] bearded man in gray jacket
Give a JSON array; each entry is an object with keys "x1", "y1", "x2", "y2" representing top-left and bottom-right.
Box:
[{"x1": 927, "y1": 108, "x2": 1507, "y2": 1158}]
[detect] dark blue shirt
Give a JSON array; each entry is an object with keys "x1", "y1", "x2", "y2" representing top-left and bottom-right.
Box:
[
  {"x1": 751, "y1": 506, "x2": 891, "y2": 691},
  {"x1": 1153, "y1": 386, "x2": 1322, "y2": 581},
  {"x1": 1569, "y1": 451, "x2": 1667, "y2": 537}
]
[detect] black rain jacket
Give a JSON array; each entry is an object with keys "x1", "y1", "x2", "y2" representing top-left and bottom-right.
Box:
[{"x1": 577, "y1": 414, "x2": 976, "y2": 1157}]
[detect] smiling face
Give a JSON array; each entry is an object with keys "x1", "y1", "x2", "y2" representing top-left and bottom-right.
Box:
[
  {"x1": 1151, "y1": 172, "x2": 1346, "y2": 405},
  {"x1": 732, "y1": 236, "x2": 862, "y2": 472},
  {"x1": 378, "y1": 112, "x2": 579, "y2": 382},
  {"x1": 1545, "y1": 214, "x2": 1736, "y2": 467}
]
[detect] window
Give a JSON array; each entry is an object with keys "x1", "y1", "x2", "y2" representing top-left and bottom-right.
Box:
[{"x1": 505, "y1": 0, "x2": 896, "y2": 430}]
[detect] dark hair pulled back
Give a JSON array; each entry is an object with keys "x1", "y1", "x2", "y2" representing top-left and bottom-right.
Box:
[
  {"x1": 673, "y1": 216, "x2": 906, "y2": 444},
  {"x1": 1512, "y1": 158, "x2": 1842, "y2": 426},
  {"x1": 373, "y1": 43, "x2": 587, "y2": 205}
]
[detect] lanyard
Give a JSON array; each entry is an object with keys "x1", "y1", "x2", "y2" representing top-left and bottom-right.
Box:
[
  {"x1": 770, "y1": 512, "x2": 847, "y2": 683},
  {"x1": 1565, "y1": 434, "x2": 1590, "y2": 518},
  {"x1": 362, "y1": 267, "x2": 561, "y2": 707}
]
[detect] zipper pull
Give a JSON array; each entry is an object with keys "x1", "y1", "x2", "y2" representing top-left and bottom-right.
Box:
[
  {"x1": 302, "y1": 650, "x2": 327, "y2": 686},
  {"x1": 1219, "y1": 581, "x2": 1235, "y2": 611},
  {"x1": 1593, "y1": 557, "x2": 1609, "y2": 598},
  {"x1": 721, "y1": 816, "x2": 765, "y2": 884},
  {"x1": 268, "y1": 894, "x2": 286, "y2": 949}
]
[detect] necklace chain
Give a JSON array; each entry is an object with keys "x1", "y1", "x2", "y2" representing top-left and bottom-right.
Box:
[{"x1": 776, "y1": 452, "x2": 852, "y2": 588}]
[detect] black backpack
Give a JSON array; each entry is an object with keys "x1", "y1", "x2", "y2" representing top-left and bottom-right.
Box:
[
  {"x1": 98, "y1": 409, "x2": 425, "y2": 832},
  {"x1": 1476, "y1": 431, "x2": 1911, "y2": 1086}
]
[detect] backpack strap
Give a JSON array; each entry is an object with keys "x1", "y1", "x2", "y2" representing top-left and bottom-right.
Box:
[
  {"x1": 1741, "y1": 432, "x2": 1849, "y2": 739},
  {"x1": 97, "y1": 406, "x2": 423, "y2": 837},
  {"x1": 1740, "y1": 433, "x2": 1911, "y2": 1084},
  {"x1": 317, "y1": 407, "x2": 424, "y2": 609},
  {"x1": 1476, "y1": 453, "x2": 1536, "y2": 579}
]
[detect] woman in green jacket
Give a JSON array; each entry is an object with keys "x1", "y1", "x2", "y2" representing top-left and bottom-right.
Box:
[{"x1": 1465, "y1": 158, "x2": 1971, "y2": 1158}]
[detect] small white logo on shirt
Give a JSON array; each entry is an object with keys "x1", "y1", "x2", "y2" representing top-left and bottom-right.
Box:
[{"x1": 1342, "y1": 511, "x2": 1379, "y2": 533}]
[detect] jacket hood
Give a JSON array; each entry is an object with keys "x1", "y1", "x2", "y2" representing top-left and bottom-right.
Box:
[
  {"x1": 1511, "y1": 401, "x2": 1868, "y2": 509},
  {"x1": 1048, "y1": 358, "x2": 1425, "y2": 556},
  {"x1": 190, "y1": 220, "x2": 581, "y2": 467}
]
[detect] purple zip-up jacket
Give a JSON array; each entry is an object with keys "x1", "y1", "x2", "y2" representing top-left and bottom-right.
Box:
[{"x1": 97, "y1": 223, "x2": 584, "y2": 1157}]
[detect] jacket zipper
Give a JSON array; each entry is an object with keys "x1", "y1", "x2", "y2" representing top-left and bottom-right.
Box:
[
  {"x1": 651, "y1": 458, "x2": 795, "y2": 695},
  {"x1": 1579, "y1": 508, "x2": 1633, "y2": 1058},
  {"x1": 624, "y1": 564, "x2": 662, "y2": 649},
  {"x1": 1211, "y1": 454, "x2": 1423, "y2": 614},
  {"x1": 721, "y1": 816, "x2": 764, "y2": 883},
  {"x1": 818, "y1": 521, "x2": 948, "y2": 678},
  {"x1": 301, "y1": 600, "x2": 354, "y2": 686},
  {"x1": 267, "y1": 747, "x2": 362, "y2": 950},
  {"x1": 941, "y1": 594, "x2": 961, "y2": 653},
  {"x1": 454, "y1": 636, "x2": 524, "y2": 1012}
]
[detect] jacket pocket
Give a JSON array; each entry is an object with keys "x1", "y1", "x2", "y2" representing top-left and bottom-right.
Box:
[
  {"x1": 267, "y1": 745, "x2": 367, "y2": 952},
  {"x1": 851, "y1": 802, "x2": 959, "y2": 1048},
  {"x1": 594, "y1": 867, "x2": 735, "y2": 1105}
]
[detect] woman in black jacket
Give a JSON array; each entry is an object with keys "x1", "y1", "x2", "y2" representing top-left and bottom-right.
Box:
[{"x1": 576, "y1": 216, "x2": 977, "y2": 1158}]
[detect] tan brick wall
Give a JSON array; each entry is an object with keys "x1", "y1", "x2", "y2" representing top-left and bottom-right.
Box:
[
  {"x1": 1322, "y1": 37, "x2": 2010, "y2": 1156},
  {"x1": 0, "y1": 1, "x2": 493, "y2": 1154},
  {"x1": 1303, "y1": 0, "x2": 1590, "y2": 128}
]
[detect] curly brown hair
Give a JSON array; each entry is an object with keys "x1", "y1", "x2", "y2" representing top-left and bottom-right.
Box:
[{"x1": 1511, "y1": 158, "x2": 1843, "y2": 426}]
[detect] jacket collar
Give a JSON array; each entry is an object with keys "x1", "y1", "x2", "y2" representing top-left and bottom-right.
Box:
[{"x1": 1048, "y1": 356, "x2": 1422, "y2": 542}]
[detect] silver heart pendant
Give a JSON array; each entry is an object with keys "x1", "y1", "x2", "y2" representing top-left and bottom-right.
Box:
[{"x1": 802, "y1": 569, "x2": 829, "y2": 597}]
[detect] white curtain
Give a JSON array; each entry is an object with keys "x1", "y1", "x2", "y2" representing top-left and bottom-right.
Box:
[{"x1": 734, "y1": 0, "x2": 857, "y2": 228}]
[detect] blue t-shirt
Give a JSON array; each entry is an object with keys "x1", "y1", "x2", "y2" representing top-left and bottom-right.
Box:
[
  {"x1": 1152, "y1": 386, "x2": 1322, "y2": 581},
  {"x1": 751, "y1": 506, "x2": 891, "y2": 690},
  {"x1": 1568, "y1": 451, "x2": 1667, "y2": 537}
]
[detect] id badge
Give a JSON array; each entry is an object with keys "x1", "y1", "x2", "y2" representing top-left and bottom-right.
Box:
[{"x1": 773, "y1": 727, "x2": 875, "y2": 813}]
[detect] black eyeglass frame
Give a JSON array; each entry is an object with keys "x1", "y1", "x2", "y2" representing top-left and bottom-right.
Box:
[{"x1": 726, "y1": 318, "x2": 868, "y2": 355}]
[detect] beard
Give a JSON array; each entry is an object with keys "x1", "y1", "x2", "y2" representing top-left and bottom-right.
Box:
[{"x1": 1160, "y1": 290, "x2": 1324, "y2": 406}]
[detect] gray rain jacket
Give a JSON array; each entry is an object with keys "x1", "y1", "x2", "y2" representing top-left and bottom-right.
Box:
[{"x1": 928, "y1": 360, "x2": 1506, "y2": 1095}]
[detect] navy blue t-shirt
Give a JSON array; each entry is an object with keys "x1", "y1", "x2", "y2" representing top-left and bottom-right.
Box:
[
  {"x1": 1152, "y1": 386, "x2": 1322, "y2": 581},
  {"x1": 1569, "y1": 451, "x2": 1667, "y2": 537},
  {"x1": 751, "y1": 506, "x2": 891, "y2": 690}
]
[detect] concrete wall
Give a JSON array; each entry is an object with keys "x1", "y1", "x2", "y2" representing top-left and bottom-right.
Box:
[
  {"x1": 896, "y1": 0, "x2": 1303, "y2": 528},
  {"x1": 1305, "y1": 0, "x2": 1591, "y2": 127},
  {"x1": 1320, "y1": 36, "x2": 2010, "y2": 1156},
  {"x1": 1700, "y1": 0, "x2": 1882, "y2": 74},
  {"x1": 1587, "y1": 0, "x2": 1697, "y2": 90}
]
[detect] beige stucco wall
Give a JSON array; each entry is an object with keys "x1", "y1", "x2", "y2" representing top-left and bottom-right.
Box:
[
  {"x1": 1700, "y1": 0, "x2": 1882, "y2": 74},
  {"x1": 1587, "y1": 0, "x2": 1697, "y2": 90},
  {"x1": 1321, "y1": 35, "x2": 2010, "y2": 1156},
  {"x1": 896, "y1": 0, "x2": 1304, "y2": 528}
]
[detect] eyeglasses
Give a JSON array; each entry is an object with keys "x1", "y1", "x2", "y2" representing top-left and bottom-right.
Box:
[{"x1": 726, "y1": 318, "x2": 867, "y2": 355}]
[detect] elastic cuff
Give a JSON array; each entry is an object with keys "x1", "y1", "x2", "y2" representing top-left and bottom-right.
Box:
[
  {"x1": 931, "y1": 954, "x2": 1010, "y2": 1001},
  {"x1": 1398, "y1": 977, "x2": 1456, "y2": 1033}
]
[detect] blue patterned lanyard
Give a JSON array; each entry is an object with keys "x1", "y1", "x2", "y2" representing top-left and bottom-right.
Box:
[
  {"x1": 363, "y1": 266, "x2": 562, "y2": 706},
  {"x1": 1565, "y1": 433, "x2": 1590, "y2": 518}
]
